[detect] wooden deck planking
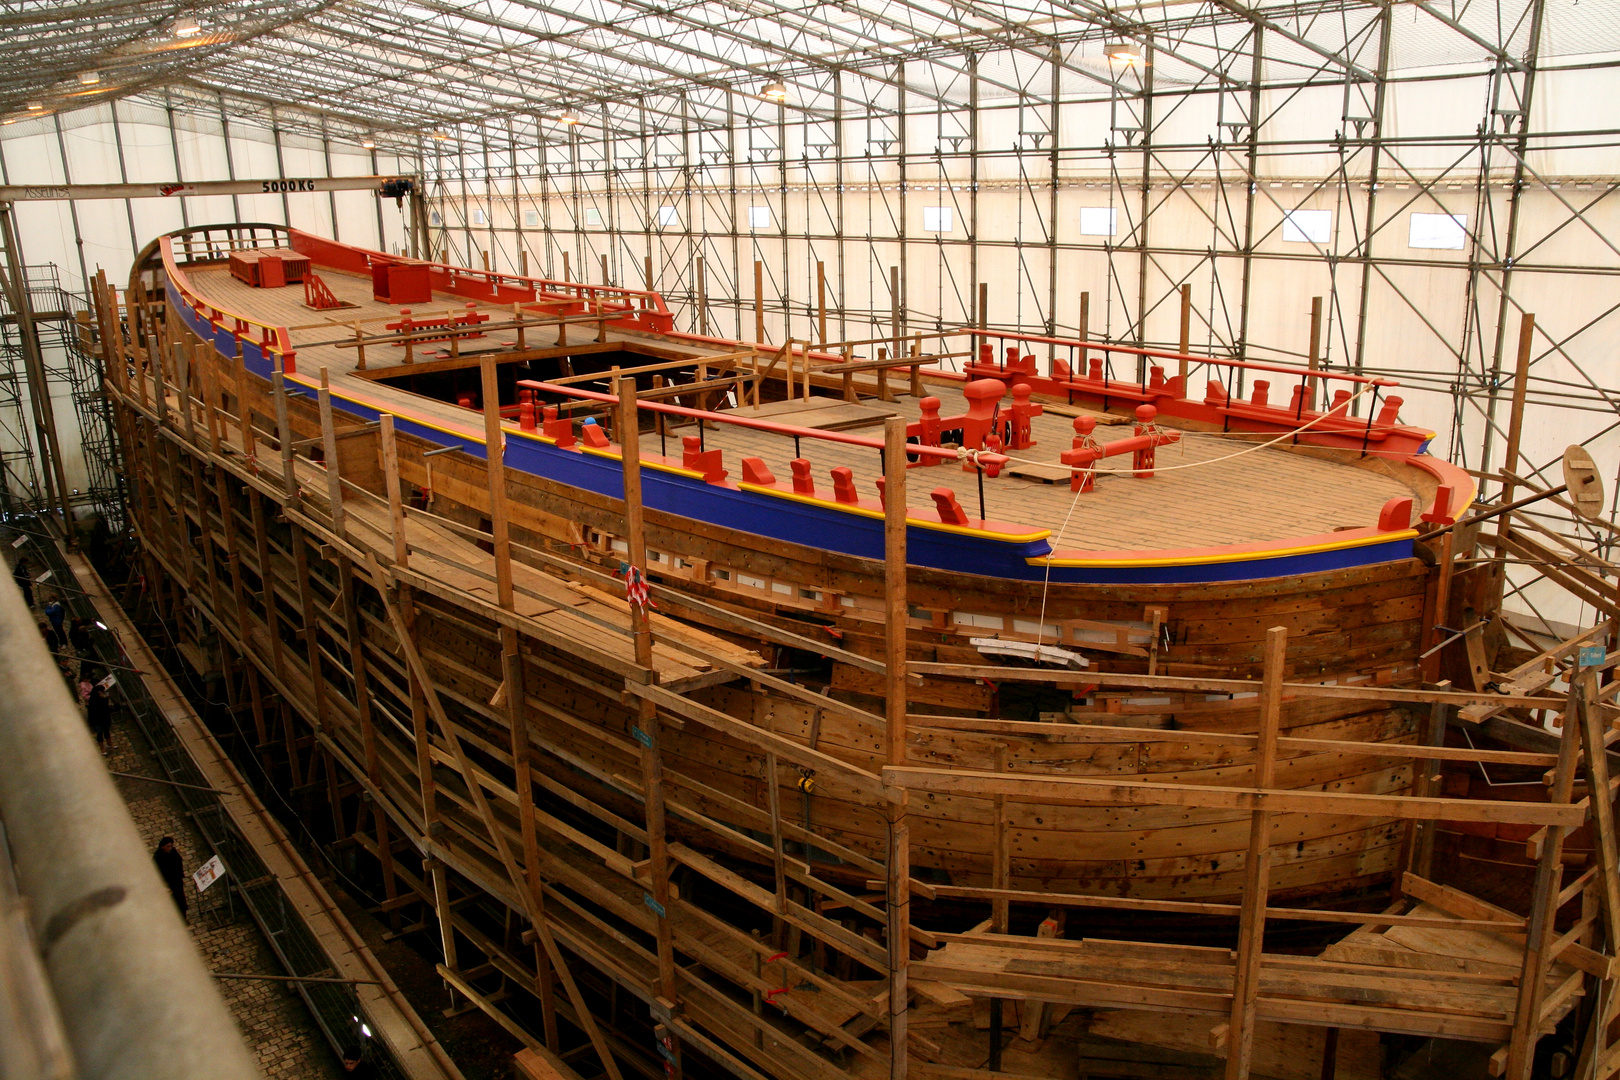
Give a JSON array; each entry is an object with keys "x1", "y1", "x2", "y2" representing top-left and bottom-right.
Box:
[
  {"x1": 670, "y1": 389, "x2": 1415, "y2": 552},
  {"x1": 189, "y1": 265, "x2": 1416, "y2": 554}
]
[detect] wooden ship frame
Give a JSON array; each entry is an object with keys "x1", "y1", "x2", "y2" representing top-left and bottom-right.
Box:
[{"x1": 88, "y1": 222, "x2": 1620, "y2": 1080}]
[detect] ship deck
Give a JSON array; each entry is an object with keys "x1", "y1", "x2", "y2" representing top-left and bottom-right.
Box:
[{"x1": 186, "y1": 263, "x2": 1421, "y2": 555}]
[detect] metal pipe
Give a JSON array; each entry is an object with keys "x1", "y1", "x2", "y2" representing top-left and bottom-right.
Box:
[{"x1": 0, "y1": 571, "x2": 259, "y2": 1080}]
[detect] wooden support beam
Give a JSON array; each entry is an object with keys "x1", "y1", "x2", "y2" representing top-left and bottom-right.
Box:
[
  {"x1": 1496, "y1": 312, "x2": 1535, "y2": 561},
  {"x1": 1572, "y1": 667, "x2": 1620, "y2": 1076},
  {"x1": 618, "y1": 376, "x2": 681, "y2": 1075},
  {"x1": 883, "y1": 414, "x2": 911, "y2": 1080},
  {"x1": 1408, "y1": 686, "x2": 1451, "y2": 881},
  {"x1": 317, "y1": 368, "x2": 346, "y2": 541},
  {"x1": 696, "y1": 255, "x2": 707, "y2": 337},
  {"x1": 481, "y1": 355, "x2": 555, "y2": 1047},
  {"x1": 817, "y1": 261, "x2": 827, "y2": 347},
  {"x1": 1505, "y1": 677, "x2": 1583, "y2": 1080},
  {"x1": 271, "y1": 358, "x2": 298, "y2": 505},
  {"x1": 1178, "y1": 283, "x2": 1192, "y2": 389},
  {"x1": 884, "y1": 415, "x2": 909, "y2": 770},
  {"x1": 361, "y1": 552, "x2": 625, "y2": 1080},
  {"x1": 1225, "y1": 626, "x2": 1286, "y2": 1080},
  {"x1": 378, "y1": 415, "x2": 410, "y2": 568}
]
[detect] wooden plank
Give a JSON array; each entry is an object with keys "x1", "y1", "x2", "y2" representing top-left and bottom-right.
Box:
[
  {"x1": 1225, "y1": 626, "x2": 1286, "y2": 1080},
  {"x1": 883, "y1": 765, "x2": 1584, "y2": 827},
  {"x1": 909, "y1": 663, "x2": 1566, "y2": 711},
  {"x1": 512, "y1": 1048, "x2": 586, "y2": 1080}
]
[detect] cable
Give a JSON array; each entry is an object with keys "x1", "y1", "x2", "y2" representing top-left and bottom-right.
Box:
[{"x1": 997, "y1": 381, "x2": 1381, "y2": 478}]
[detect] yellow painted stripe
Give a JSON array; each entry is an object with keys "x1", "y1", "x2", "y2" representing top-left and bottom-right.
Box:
[{"x1": 1028, "y1": 529, "x2": 1419, "y2": 568}]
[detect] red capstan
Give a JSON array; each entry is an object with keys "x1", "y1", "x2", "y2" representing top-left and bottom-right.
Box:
[
  {"x1": 1251, "y1": 379, "x2": 1270, "y2": 408},
  {"x1": 957, "y1": 378, "x2": 1007, "y2": 450},
  {"x1": 978, "y1": 343, "x2": 995, "y2": 366},
  {"x1": 519, "y1": 391, "x2": 536, "y2": 432}
]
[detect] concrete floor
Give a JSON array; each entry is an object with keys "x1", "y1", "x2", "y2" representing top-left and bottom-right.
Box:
[{"x1": 22, "y1": 581, "x2": 344, "y2": 1080}]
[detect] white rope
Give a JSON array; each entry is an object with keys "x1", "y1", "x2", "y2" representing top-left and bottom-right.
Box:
[
  {"x1": 1035, "y1": 476, "x2": 1088, "y2": 652},
  {"x1": 996, "y1": 382, "x2": 1383, "y2": 477}
]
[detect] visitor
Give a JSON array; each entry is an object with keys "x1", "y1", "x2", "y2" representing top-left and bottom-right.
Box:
[
  {"x1": 12, "y1": 558, "x2": 32, "y2": 608},
  {"x1": 43, "y1": 597, "x2": 65, "y2": 640},
  {"x1": 153, "y1": 837, "x2": 186, "y2": 919},
  {"x1": 68, "y1": 617, "x2": 92, "y2": 658},
  {"x1": 86, "y1": 683, "x2": 112, "y2": 755},
  {"x1": 339, "y1": 1047, "x2": 373, "y2": 1077},
  {"x1": 38, "y1": 621, "x2": 60, "y2": 653}
]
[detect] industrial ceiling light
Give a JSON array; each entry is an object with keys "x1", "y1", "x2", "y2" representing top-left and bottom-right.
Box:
[
  {"x1": 78, "y1": 70, "x2": 101, "y2": 85},
  {"x1": 26, "y1": 101, "x2": 43, "y2": 111},
  {"x1": 1103, "y1": 42, "x2": 1143, "y2": 65},
  {"x1": 361, "y1": 134, "x2": 377, "y2": 148},
  {"x1": 761, "y1": 77, "x2": 788, "y2": 102},
  {"x1": 431, "y1": 129, "x2": 450, "y2": 140},
  {"x1": 171, "y1": 15, "x2": 201, "y2": 38},
  {"x1": 558, "y1": 110, "x2": 579, "y2": 125}
]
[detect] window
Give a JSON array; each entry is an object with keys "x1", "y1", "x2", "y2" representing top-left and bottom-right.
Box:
[
  {"x1": 748, "y1": 205, "x2": 772, "y2": 229},
  {"x1": 923, "y1": 206, "x2": 953, "y2": 232},
  {"x1": 1409, "y1": 212, "x2": 1468, "y2": 250},
  {"x1": 524, "y1": 209, "x2": 540, "y2": 227},
  {"x1": 471, "y1": 208, "x2": 487, "y2": 225},
  {"x1": 429, "y1": 211, "x2": 442, "y2": 226},
  {"x1": 584, "y1": 207, "x2": 603, "y2": 226},
  {"x1": 1079, "y1": 207, "x2": 1118, "y2": 236},
  {"x1": 1281, "y1": 209, "x2": 1331, "y2": 244},
  {"x1": 657, "y1": 205, "x2": 679, "y2": 227}
]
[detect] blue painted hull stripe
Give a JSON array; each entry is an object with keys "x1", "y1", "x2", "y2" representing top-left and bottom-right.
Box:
[{"x1": 170, "y1": 285, "x2": 1416, "y2": 585}]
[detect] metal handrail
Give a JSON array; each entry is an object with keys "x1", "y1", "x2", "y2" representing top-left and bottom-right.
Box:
[{"x1": 0, "y1": 570, "x2": 260, "y2": 1080}]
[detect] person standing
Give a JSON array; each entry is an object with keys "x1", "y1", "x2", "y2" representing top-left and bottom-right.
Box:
[
  {"x1": 38, "y1": 621, "x2": 60, "y2": 653},
  {"x1": 68, "y1": 617, "x2": 92, "y2": 658},
  {"x1": 153, "y1": 837, "x2": 186, "y2": 919},
  {"x1": 11, "y1": 558, "x2": 32, "y2": 608},
  {"x1": 43, "y1": 597, "x2": 65, "y2": 640},
  {"x1": 86, "y1": 683, "x2": 112, "y2": 755}
]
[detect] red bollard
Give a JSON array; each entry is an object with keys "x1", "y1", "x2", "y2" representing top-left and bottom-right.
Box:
[{"x1": 1133, "y1": 404, "x2": 1160, "y2": 477}]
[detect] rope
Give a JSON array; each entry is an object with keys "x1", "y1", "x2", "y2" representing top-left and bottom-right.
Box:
[
  {"x1": 1026, "y1": 381, "x2": 1383, "y2": 654},
  {"x1": 999, "y1": 382, "x2": 1382, "y2": 478},
  {"x1": 1035, "y1": 477, "x2": 1089, "y2": 651}
]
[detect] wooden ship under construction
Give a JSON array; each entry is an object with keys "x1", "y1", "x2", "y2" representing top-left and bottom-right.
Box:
[{"x1": 92, "y1": 222, "x2": 1620, "y2": 1080}]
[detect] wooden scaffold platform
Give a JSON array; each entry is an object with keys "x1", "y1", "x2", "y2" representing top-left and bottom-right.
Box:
[{"x1": 87, "y1": 244, "x2": 1620, "y2": 1080}]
